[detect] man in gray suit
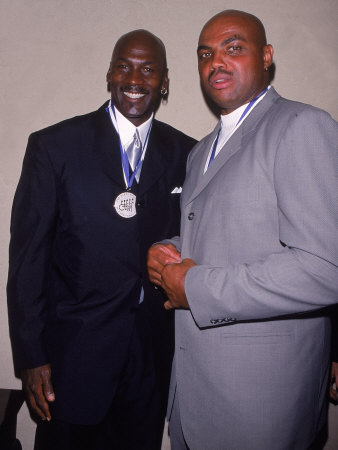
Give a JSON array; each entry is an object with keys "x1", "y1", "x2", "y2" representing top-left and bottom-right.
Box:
[{"x1": 148, "y1": 9, "x2": 338, "y2": 450}]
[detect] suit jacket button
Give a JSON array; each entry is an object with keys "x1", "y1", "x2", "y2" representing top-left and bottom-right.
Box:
[{"x1": 188, "y1": 212, "x2": 194, "y2": 220}]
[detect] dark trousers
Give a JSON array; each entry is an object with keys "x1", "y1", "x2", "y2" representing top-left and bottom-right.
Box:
[{"x1": 35, "y1": 310, "x2": 166, "y2": 450}]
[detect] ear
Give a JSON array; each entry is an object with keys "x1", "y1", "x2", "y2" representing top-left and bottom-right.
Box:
[
  {"x1": 263, "y1": 44, "x2": 274, "y2": 70},
  {"x1": 106, "y1": 64, "x2": 112, "y2": 92},
  {"x1": 161, "y1": 68, "x2": 169, "y2": 92},
  {"x1": 106, "y1": 61, "x2": 112, "y2": 83}
]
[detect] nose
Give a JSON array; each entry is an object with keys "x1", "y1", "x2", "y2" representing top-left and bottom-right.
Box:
[
  {"x1": 126, "y1": 67, "x2": 143, "y2": 85},
  {"x1": 211, "y1": 50, "x2": 226, "y2": 70}
]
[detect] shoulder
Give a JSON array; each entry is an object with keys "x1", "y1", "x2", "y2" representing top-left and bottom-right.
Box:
[
  {"x1": 267, "y1": 91, "x2": 337, "y2": 130},
  {"x1": 152, "y1": 119, "x2": 197, "y2": 148},
  {"x1": 271, "y1": 94, "x2": 338, "y2": 172},
  {"x1": 28, "y1": 103, "x2": 108, "y2": 143},
  {"x1": 251, "y1": 90, "x2": 337, "y2": 153},
  {"x1": 150, "y1": 120, "x2": 197, "y2": 166}
]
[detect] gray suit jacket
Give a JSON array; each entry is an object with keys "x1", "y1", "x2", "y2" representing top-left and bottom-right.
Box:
[{"x1": 167, "y1": 88, "x2": 338, "y2": 450}]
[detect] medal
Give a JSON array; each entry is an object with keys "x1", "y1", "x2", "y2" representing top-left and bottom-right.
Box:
[
  {"x1": 106, "y1": 102, "x2": 152, "y2": 218},
  {"x1": 114, "y1": 191, "x2": 137, "y2": 218}
]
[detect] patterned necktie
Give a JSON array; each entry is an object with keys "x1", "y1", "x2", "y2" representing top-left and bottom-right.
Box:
[{"x1": 126, "y1": 129, "x2": 142, "y2": 182}]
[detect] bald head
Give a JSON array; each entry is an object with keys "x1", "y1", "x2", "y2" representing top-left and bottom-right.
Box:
[
  {"x1": 197, "y1": 9, "x2": 273, "y2": 114},
  {"x1": 200, "y1": 10, "x2": 267, "y2": 48},
  {"x1": 112, "y1": 29, "x2": 167, "y2": 72}
]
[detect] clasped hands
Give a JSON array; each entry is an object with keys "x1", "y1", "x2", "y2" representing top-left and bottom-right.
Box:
[{"x1": 147, "y1": 243, "x2": 196, "y2": 310}]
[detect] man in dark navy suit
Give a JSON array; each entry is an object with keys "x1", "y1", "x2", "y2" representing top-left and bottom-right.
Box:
[{"x1": 7, "y1": 29, "x2": 196, "y2": 450}]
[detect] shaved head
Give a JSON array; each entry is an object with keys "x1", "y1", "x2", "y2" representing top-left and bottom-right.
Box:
[
  {"x1": 200, "y1": 10, "x2": 267, "y2": 48},
  {"x1": 112, "y1": 29, "x2": 167, "y2": 72}
]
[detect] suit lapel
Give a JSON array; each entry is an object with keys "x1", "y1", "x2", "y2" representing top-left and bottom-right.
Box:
[
  {"x1": 138, "y1": 120, "x2": 167, "y2": 196},
  {"x1": 186, "y1": 124, "x2": 243, "y2": 204},
  {"x1": 181, "y1": 124, "x2": 219, "y2": 203},
  {"x1": 93, "y1": 102, "x2": 126, "y2": 188},
  {"x1": 184, "y1": 87, "x2": 280, "y2": 205}
]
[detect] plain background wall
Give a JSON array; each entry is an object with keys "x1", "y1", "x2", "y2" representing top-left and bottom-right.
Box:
[{"x1": 1, "y1": 0, "x2": 337, "y2": 448}]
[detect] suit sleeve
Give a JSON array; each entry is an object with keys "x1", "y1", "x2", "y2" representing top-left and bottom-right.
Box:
[
  {"x1": 161, "y1": 236, "x2": 182, "y2": 253},
  {"x1": 7, "y1": 133, "x2": 57, "y2": 369},
  {"x1": 185, "y1": 108, "x2": 338, "y2": 327}
]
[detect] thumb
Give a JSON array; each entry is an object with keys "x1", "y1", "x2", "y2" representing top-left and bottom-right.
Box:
[{"x1": 42, "y1": 369, "x2": 55, "y2": 402}]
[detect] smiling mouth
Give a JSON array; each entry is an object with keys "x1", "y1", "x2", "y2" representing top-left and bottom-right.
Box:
[{"x1": 123, "y1": 92, "x2": 146, "y2": 99}]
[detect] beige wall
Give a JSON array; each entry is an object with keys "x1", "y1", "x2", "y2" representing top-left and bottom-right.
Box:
[{"x1": 1, "y1": 0, "x2": 337, "y2": 448}]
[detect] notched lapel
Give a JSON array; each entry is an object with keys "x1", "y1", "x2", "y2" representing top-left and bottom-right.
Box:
[
  {"x1": 185, "y1": 125, "x2": 243, "y2": 206},
  {"x1": 183, "y1": 88, "x2": 280, "y2": 206},
  {"x1": 93, "y1": 104, "x2": 126, "y2": 188},
  {"x1": 182, "y1": 125, "x2": 219, "y2": 203}
]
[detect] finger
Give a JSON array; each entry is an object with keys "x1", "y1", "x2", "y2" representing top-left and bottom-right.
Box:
[
  {"x1": 32, "y1": 389, "x2": 52, "y2": 420},
  {"x1": 164, "y1": 300, "x2": 174, "y2": 310},
  {"x1": 147, "y1": 255, "x2": 166, "y2": 280},
  {"x1": 330, "y1": 377, "x2": 338, "y2": 400},
  {"x1": 181, "y1": 258, "x2": 197, "y2": 269},
  {"x1": 161, "y1": 244, "x2": 181, "y2": 262},
  {"x1": 148, "y1": 260, "x2": 165, "y2": 276},
  {"x1": 26, "y1": 389, "x2": 50, "y2": 420},
  {"x1": 149, "y1": 245, "x2": 180, "y2": 266},
  {"x1": 40, "y1": 365, "x2": 54, "y2": 399},
  {"x1": 149, "y1": 270, "x2": 162, "y2": 286},
  {"x1": 329, "y1": 388, "x2": 338, "y2": 402},
  {"x1": 42, "y1": 374, "x2": 55, "y2": 403}
]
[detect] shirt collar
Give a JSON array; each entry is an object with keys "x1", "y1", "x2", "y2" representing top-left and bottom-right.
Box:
[
  {"x1": 109, "y1": 100, "x2": 153, "y2": 147},
  {"x1": 220, "y1": 85, "x2": 270, "y2": 131},
  {"x1": 220, "y1": 104, "x2": 247, "y2": 131}
]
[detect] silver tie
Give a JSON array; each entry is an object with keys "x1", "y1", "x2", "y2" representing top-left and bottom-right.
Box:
[{"x1": 126, "y1": 129, "x2": 142, "y2": 182}]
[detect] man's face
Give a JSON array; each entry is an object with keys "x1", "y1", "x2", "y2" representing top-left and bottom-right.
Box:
[
  {"x1": 107, "y1": 34, "x2": 168, "y2": 126},
  {"x1": 197, "y1": 14, "x2": 273, "y2": 114}
]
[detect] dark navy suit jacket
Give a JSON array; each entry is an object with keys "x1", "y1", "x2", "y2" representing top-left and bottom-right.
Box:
[
  {"x1": 331, "y1": 307, "x2": 338, "y2": 363},
  {"x1": 7, "y1": 102, "x2": 196, "y2": 424}
]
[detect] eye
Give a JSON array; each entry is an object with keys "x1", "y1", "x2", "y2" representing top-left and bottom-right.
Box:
[
  {"x1": 226, "y1": 46, "x2": 242, "y2": 55},
  {"x1": 198, "y1": 51, "x2": 212, "y2": 61},
  {"x1": 143, "y1": 67, "x2": 155, "y2": 73},
  {"x1": 117, "y1": 64, "x2": 129, "y2": 70}
]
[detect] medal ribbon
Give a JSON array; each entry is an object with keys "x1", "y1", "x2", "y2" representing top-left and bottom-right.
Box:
[
  {"x1": 208, "y1": 87, "x2": 268, "y2": 167},
  {"x1": 106, "y1": 103, "x2": 152, "y2": 189}
]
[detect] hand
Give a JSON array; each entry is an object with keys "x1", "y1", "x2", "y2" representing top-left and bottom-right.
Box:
[
  {"x1": 161, "y1": 258, "x2": 196, "y2": 310},
  {"x1": 21, "y1": 363, "x2": 55, "y2": 420},
  {"x1": 329, "y1": 361, "x2": 338, "y2": 404},
  {"x1": 147, "y1": 244, "x2": 181, "y2": 286}
]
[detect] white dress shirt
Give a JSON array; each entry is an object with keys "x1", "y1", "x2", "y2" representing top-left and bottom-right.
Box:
[{"x1": 107, "y1": 100, "x2": 153, "y2": 184}]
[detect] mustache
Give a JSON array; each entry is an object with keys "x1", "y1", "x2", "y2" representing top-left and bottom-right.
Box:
[
  {"x1": 208, "y1": 68, "x2": 233, "y2": 82},
  {"x1": 120, "y1": 86, "x2": 149, "y2": 95}
]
